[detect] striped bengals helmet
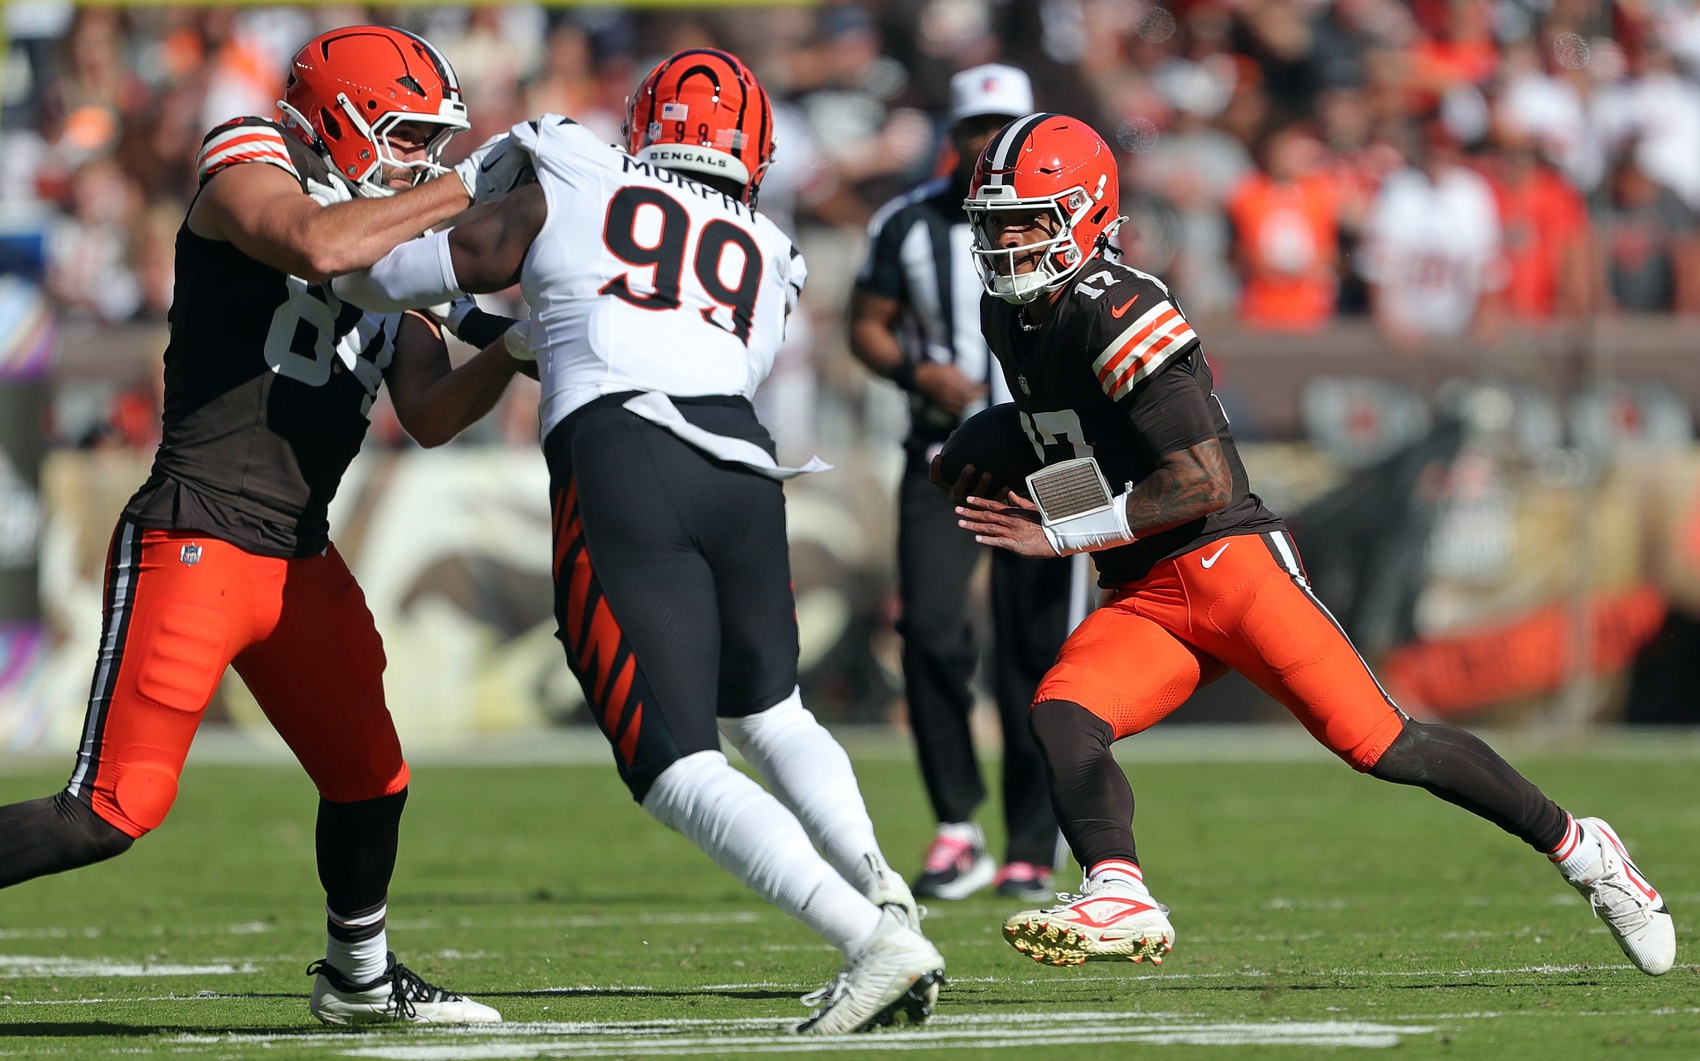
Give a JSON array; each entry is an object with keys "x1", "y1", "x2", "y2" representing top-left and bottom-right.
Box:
[
  {"x1": 965, "y1": 113, "x2": 1123, "y2": 303},
  {"x1": 278, "y1": 26, "x2": 470, "y2": 198},
  {"x1": 624, "y1": 49, "x2": 775, "y2": 205}
]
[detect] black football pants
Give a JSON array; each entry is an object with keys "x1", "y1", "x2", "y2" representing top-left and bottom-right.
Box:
[
  {"x1": 896, "y1": 449, "x2": 1068, "y2": 866},
  {"x1": 544, "y1": 396, "x2": 800, "y2": 803}
]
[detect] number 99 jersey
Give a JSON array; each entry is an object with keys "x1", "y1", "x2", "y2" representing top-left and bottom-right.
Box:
[
  {"x1": 509, "y1": 116, "x2": 807, "y2": 437},
  {"x1": 982, "y1": 258, "x2": 1282, "y2": 585}
]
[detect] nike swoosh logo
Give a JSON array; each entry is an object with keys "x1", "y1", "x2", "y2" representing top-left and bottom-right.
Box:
[
  {"x1": 1200, "y1": 542, "x2": 1230, "y2": 568},
  {"x1": 1110, "y1": 295, "x2": 1140, "y2": 318}
]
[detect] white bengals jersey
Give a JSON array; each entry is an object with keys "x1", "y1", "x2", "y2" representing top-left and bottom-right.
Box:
[{"x1": 509, "y1": 116, "x2": 807, "y2": 436}]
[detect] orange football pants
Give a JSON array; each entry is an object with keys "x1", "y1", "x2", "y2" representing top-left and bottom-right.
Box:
[
  {"x1": 66, "y1": 521, "x2": 408, "y2": 838},
  {"x1": 1035, "y1": 530, "x2": 1407, "y2": 770}
]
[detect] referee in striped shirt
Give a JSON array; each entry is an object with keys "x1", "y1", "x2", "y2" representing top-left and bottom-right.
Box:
[{"x1": 849, "y1": 65, "x2": 1070, "y2": 903}]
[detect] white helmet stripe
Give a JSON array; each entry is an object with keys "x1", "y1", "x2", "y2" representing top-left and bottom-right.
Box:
[{"x1": 985, "y1": 112, "x2": 1051, "y2": 185}]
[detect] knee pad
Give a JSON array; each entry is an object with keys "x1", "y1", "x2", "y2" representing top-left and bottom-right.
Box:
[{"x1": 96, "y1": 762, "x2": 182, "y2": 837}]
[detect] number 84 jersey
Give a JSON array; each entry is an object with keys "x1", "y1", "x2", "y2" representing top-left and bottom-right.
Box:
[
  {"x1": 982, "y1": 258, "x2": 1282, "y2": 584},
  {"x1": 123, "y1": 117, "x2": 400, "y2": 561},
  {"x1": 510, "y1": 116, "x2": 805, "y2": 437}
]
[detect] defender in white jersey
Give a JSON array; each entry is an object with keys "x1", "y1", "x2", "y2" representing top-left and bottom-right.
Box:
[{"x1": 340, "y1": 49, "x2": 945, "y2": 1035}]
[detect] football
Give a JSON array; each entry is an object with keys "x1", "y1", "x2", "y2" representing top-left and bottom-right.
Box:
[{"x1": 937, "y1": 402, "x2": 1043, "y2": 499}]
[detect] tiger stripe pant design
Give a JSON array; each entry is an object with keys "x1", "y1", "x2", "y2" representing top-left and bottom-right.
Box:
[{"x1": 544, "y1": 398, "x2": 801, "y2": 802}]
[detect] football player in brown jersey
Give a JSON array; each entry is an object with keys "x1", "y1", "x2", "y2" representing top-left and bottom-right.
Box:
[
  {"x1": 0, "y1": 26, "x2": 535, "y2": 1024},
  {"x1": 947, "y1": 113, "x2": 1674, "y2": 976}
]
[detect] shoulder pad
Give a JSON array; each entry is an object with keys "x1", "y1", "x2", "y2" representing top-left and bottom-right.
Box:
[
  {"x1": 1075, "y1": 262, "x2": 1198, "y2": 402},
  {"x1": 196, "y1": 117, "x2": 303, "y2": 186}
]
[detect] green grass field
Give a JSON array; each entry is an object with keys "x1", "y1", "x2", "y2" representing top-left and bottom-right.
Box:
[{"x1": 0, "y1": 732, "x2": 1696, "y2": 1059}]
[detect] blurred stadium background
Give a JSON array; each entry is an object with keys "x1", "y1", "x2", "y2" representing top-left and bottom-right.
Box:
[{"x1": 4, "y1": 0, "x2": 1700, "y2": 757}]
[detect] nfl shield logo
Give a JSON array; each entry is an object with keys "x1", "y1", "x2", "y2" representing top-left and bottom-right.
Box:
[
  {"x1": 180, "y1": 543, "x2": 202, "y2": 566},
  {"x1": 1019, "y1": 375, "x2": 1031, "y2": 395}
]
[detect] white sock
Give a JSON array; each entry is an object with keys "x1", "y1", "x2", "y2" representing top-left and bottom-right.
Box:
[
  {"x1": 643, "y1": 750, "x2": 883, "y2": 956},
  {"x1": 1548, "y1": 814, "x2": 1603, "y2": 879},
  {"x1": 1088, "y1": 858, "x2": 1147, "y2": 892},
  {"x1": 324, "y1": 903, "x2": 388, "y2": 985},
  {"x1": 937, "y1": 821, "x2": 982, "y2": 845},
  {"x1": 718, "y1": 690, "x2": 886, "y2": 889}
]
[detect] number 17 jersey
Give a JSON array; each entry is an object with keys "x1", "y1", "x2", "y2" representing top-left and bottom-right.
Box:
[{"x1": 509, "y1": 116, "x2": 806, "y2": 437}]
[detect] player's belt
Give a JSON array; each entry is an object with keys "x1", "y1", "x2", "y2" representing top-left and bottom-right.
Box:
[{"x1": 621, "y1": 392, "x2": 831, "y2": 481}]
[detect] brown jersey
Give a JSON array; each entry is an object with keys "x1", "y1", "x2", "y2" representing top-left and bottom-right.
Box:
[
  {"x1": 122, "y1": 118, "x2": 401, "y2": 558},
  {"x1": 982, "y1": 256, "x2": 1282, "y2": 584}
]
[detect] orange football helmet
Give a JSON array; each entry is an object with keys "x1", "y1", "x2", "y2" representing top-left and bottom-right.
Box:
[
  {"x1": 279, "y1": 25, "x2": 470, "y2": 198},
  {"x1": 624, "y1": 48, "x2": 775, "y2": 205},
  {"x1": 965, "y1": 113, "x2": 1124, "y2": 303}
]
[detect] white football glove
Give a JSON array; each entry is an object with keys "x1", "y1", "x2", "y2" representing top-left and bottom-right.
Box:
[
  {"x1": 503, "y1": 320, "x2": 537, "y2": 362},
  {"x1": 453, "y1": 134, "x2": 534, "y2": 204},
  {"x1": 424, "y1": 294, "x2": 478, "y2": 338},
  {"x1": 305, "y1": 176, "x2": 354, "y2": 207}
]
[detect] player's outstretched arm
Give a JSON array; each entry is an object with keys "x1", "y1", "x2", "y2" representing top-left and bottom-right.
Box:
[
  {"x1": 327, "y1": 183, "x2": 547, "y2": 312},
  {"x1": 447, "y1": 183, "x2": 547, "y2": 293},
  {"x1": 385, "y1": 312, "x2": 521, "y2": 448},
  {"x1": 189, "y1": 162, "x2": 471, "y2": 282}
]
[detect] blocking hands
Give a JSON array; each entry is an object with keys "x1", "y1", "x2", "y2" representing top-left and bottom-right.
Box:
[{"x1": 453, "y1": 134, "x2": 535, "y2": 204}]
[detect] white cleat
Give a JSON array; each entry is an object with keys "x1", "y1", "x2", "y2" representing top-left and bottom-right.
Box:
[
  {"x1": 795, "y1": 907, "x2": 945, "y2": 1035},
  {"x1": 861, "y1": 852, "x2": 924, "y2": 931},
  {"x1": 308, "y1": 952, "x2": 502, "y2": 1025},
  {"x1": 1563, "y1": 818, "x2": 1676, "y2": 976},
  {"x1": 1002, "y1": 878, "x2": 1175, "y2": 967}
]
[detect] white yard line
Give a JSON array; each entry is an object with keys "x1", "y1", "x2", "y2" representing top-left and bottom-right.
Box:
[{"x1": 0, "y1": 956, "x2": 263, "y2": 978}]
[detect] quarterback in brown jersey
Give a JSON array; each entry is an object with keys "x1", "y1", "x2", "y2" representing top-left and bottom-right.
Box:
[
  {"x1": 0, "y1": 26, "x2": 535, "y2": 1024},
  {"x1": 946, "y1": 113, "x2": 1674, "y2": 976}
]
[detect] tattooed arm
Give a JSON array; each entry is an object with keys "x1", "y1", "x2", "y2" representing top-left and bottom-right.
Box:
[{"x1": 1121, "y1": 438, "x2": 1232, "y2": 537}]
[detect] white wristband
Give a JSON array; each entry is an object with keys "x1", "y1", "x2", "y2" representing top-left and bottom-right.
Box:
[
  {"x1": 330, "y1": 230, "x2": 463, "y2": 312},
  {"x1": 1041, "y1": 490, "x2": 1135, "y2": 556}
]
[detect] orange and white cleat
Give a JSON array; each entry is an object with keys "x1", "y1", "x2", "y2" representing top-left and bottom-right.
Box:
[
  {"x1": 1001, "y1": 878, "x2": 1174, "y2": 967},
  {"x1": 1563, "y1": 818, "x2": 1676, "y2": 975}
]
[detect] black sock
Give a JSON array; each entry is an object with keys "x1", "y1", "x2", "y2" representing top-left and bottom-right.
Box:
[
  {"x1": 1369, "y1": 721, "x2": 1568, "y2": 852},
  {"x1": 1029, "y1": 700, "x2": 1138, "y2": 870},
  {"x1": 0, "y1": 791, "x2": 133, "y2": 888},
  {"x1": 316, "y1": 789, "x2": 406, "y2": 979}
]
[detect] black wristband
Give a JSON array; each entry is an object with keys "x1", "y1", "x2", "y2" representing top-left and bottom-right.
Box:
[
  {"x1": 456, "y1": 307, "x2": 522, "y2": 351},
  {"x1": 887, "y1": 359, "x2": 917, "y2": 392}
]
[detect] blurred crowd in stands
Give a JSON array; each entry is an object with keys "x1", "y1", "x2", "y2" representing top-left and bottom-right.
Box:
[{"x1": 5, "y1": 0, "x2": 1700, "y2": 451}]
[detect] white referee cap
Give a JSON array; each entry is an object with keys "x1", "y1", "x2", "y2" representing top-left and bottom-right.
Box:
[{"x1": 949, "y1": 64, "x2": 1034, "y2": 123}]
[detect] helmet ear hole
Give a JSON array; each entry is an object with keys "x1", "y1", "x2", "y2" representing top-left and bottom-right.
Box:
[
  {"x1": 1090, "y1": 206, "x2": 1107, "y2": 225},
  {"x1": 321, "y1": 110, "x2": 343, "y2": 142}
]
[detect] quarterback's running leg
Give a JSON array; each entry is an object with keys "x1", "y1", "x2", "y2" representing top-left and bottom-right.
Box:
[
  {"x1": 0, "y1": 523, "x2": 251, "y2": 889},
  {"x1": 897, "y1": 451, "x2": 997, "y2": 900},
  {"x1": 549, "y1": 408, "x2": 942, "y2": 1033},
  {"x1": 1186, "y1": 531, "x2": 1674, "y2": 975},
  {"x1": 1002, "y1": 596, "x2": 1219, "y2": 966},
  {"x1": 235, "y1": 544, "x2": 499, "y2": 1024}
]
